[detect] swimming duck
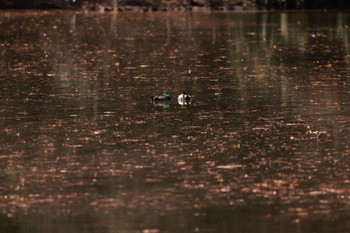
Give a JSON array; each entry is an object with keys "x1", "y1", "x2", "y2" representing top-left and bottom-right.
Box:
[
  {"x1": 178, "y1": 92, "x2": 192, "y2": 105},
  {"x1": 151, "y1": 93, "x2": 171, "y2": 102}
]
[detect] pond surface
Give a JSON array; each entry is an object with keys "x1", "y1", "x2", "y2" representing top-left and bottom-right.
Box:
[{"x1": 1, "y1": 10, "x2": 350, "y2": 233}]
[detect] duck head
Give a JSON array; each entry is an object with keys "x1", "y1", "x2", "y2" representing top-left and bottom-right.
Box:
[{"x1": 151, "y1": 92, "x2": 171, "y2": 103}]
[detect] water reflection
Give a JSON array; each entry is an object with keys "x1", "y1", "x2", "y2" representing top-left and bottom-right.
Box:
[{"x1": 0, "y1": 11, "x2": 350, "y2": 233}]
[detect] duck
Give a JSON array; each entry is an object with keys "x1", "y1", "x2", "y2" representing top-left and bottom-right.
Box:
[
  {"x1": 178, "y1": 92, "x2": 192, "y2": 105},
  {"x1": 151, "y1": 93, "x2": 171, "y2": 102}
]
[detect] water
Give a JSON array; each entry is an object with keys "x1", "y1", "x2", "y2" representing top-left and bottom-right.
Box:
[{"x1": 1, "y1": 10, "x2": 350, "y2": 233}]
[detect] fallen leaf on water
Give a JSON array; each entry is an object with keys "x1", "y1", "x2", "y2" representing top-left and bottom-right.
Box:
[
  {"x1": 325, "y1": 63, "x2": 333, "y2": 69},
  {"x1": 217, "y1": 164, "x2": 242, "y2": 169}
]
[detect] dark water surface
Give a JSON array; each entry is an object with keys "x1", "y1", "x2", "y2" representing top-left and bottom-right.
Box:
[{"x1": 1, "y1": 10, "x2": 350, "y2": 233}]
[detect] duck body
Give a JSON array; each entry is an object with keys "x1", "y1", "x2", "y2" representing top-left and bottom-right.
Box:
[
  {"x1": 178, "y1": 92, "x2": 192, "y2": 105},
  {"x1": 151, "y1": 93, "x2": 171, "y2": 102}
]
